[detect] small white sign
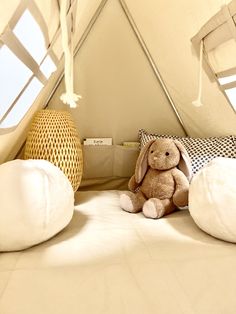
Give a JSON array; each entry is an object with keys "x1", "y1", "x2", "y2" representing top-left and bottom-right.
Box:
[{"x1": 83, "y1": 138, "x2": 112, "y2": 145}]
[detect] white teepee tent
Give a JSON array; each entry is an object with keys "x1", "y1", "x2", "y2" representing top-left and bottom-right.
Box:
[
  {"x1": 2, "y1": 1, "x2": 236, "y2": 313},
  {"x1": 1, "y1": 0, "x2": 236, "y2": 166}
]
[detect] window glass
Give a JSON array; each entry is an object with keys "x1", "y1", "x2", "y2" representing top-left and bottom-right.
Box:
[
  {"x1": 13, "y1": 9, "x2": 46, "y2": 64},
  {"x1": 0, "y1": 78, "x2": 43, "y2": 128},
  {"x1": 225, "y1": 88, "x2": 236, "y2": 110},
  {"x1": 0, "y1": 45, "x2": 32, "y2": 120},
  {"x1": 218, "y1": 75, "x2": 236, "y2": 85},
  {"x1": 40, "y1": 55, "x2": 57, "y2": 79}
]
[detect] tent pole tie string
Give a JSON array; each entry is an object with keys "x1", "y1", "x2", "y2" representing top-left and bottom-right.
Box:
[
  {"x1": 60, "y1": 0, "x2": 81, "y2": 108},
  {"x1": 118, "y1": 0, "x2": 188, "y2": 136},
  {"x1": 192, "y1": 40, "x2": 204, "y2": 107}
]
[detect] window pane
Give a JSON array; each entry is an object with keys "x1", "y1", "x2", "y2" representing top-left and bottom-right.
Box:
[
  {"x1": 40, "y1": 55, "x2": 57, "y2": 79},
  {"x1": 13, "y1": 9, "x2": 46, "y2": 64},
  {"x1": 225, "y1": 88, "x2": 236, "y2": 110},
  {"x1": 0, "y1": 45, "x2": 32, "y2": 120},
  {"x1": 0, "y1": 78, "x2": 43, "y2": 128},
  {"x1": 218, "y1": 75, "x2": 236, "y2": 85}
]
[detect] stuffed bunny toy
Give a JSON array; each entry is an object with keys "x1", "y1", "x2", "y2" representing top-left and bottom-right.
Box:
[{"x1": 120, "y1": 138, "x2": 192, "y2": 219}]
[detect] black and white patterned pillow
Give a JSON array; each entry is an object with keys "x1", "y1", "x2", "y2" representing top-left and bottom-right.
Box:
[{"x1": 139, "y1": 129, "x2": 236, "y2": 174}]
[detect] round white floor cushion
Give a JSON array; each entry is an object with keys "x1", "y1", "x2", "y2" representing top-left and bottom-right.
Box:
[
  {"x1": 189, "y1": 157, "x2": 236, "y2": 242},
  {"x1": 0, "y1": 159, "x2": 74, "y2": 251}
]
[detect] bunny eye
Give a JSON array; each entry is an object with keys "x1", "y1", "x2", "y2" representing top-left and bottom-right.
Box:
[
  {"x1": 150, "y1": 150, "x2": 154, "y2": 154},
  {"x1": 165, "y1": 152, "x2": 170, "y2": 156}
]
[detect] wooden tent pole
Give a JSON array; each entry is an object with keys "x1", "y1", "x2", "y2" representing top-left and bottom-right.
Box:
[
  {"x1": 118, "y1": 0, "x2": 188, "y2": 136},
  {"x1": 46, "y1": 0, "x2": 188, "y2": 136}
]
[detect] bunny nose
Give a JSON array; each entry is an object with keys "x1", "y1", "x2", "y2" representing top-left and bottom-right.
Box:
[{"x1": 153, "y1": 156, "x2": 158, "y2": 160}]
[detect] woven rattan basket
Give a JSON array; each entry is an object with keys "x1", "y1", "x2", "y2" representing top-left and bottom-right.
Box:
[{"x1": 24, "y1": 109, "x2": 83, "y2": 192}]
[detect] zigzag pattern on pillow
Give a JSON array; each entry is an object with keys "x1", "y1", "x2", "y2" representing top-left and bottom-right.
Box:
[{"x1": 138, "y1": 129, "x2": 236, "y2": 174}]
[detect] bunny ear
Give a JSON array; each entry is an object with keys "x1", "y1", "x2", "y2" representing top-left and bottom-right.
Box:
[
  {"x1": 174, "y1": 140, "x2": 192, "y2": 181},
  {"x1": 135, "y1": 140, "x2": 155, "y2": 183}
]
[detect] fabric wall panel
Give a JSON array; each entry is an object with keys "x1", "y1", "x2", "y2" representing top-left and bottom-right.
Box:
[
  {"x1": 0, "y1": 0, "x2": 104, "y2": 163},
  {"x1": 124, "y1": 0, "x2": 236, "y2": 137},
  {"x1": 0, "y1": 0, "x2": 20, "y2": 34},
  {"x1": 48, "y1": 0, "x2": 186, "y2": 145}
]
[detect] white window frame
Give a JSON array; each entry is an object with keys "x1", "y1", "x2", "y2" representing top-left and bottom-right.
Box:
[
  {"x1": 192, "y1": 0, "x2": 236, "y2": 113},
  {"x1": 0, "y1": 0, "x2": 78, "y2": 130},
  {"x1": 0, "y1": 0, "x2": 77, "y2": 130}
]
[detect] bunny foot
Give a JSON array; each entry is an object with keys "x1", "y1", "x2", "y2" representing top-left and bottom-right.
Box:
[
  {"x1": 120, "y1": 193, "x2": 135, "y2": 213},
  {"x1": 143, "y1": 199, "x2": 164, "y2": 219},
  {"x1": 143, "y1": 198, "x2": 175, "y2": 219},
  {"x1": 120, "y1": 191, "x2": 146, "y2": 213}
]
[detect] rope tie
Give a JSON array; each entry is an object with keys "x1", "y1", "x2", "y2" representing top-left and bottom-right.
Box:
[
  {"x1": 192, "y1": 40, "x2": 204, "y2": 107},
  {"x1": 60, "y1": 0, "x2": 81, "y2": 108}
]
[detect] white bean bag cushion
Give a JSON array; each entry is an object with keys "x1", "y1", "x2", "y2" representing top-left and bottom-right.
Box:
[
  {"x1": 0, "y1": 159, "x2": 74, "y2": 251},
  {"x1": 189, "y1": 157, "x2": 236, "y2": 242}
]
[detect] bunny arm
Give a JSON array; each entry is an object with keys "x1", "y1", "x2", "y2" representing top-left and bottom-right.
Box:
[
  {"x1": 128, "y1": 175, "x2": 140, "y2": 192},
  {"x1": 171, "y1": 168, "x2": 189, "y2": 207}
]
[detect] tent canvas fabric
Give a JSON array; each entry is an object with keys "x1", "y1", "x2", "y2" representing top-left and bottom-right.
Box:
[
  {"x1": 1, "y1": 0, "x2": 236, "y2": 167},
  {"x1": 1, "y1": 2, "x2": 236, "y2": 313}
]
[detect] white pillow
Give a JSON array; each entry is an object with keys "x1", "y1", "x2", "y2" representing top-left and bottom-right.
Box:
[
  {"x1": 189, "y1": 157, "x2": 236, "y2": 242},
  {"x1": 0, "y1": 159, "x2": 74, "y2": 251}
]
